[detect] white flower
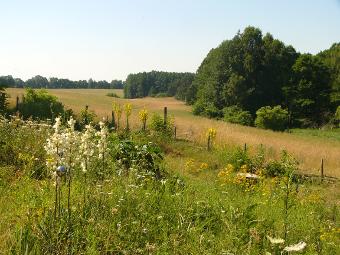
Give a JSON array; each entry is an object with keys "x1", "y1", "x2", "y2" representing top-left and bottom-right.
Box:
[
  {"x1": 67, "y1": 116, "x2": 76, "y2": 131},
  {"x1": 283, "y1": 241, "x2": 306, "y2": 252},
  {"x1": 267, "y1": 235, "x2": 285, "y2": 244}
]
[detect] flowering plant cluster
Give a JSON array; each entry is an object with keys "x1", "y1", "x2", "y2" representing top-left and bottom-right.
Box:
[{"x1": 184, "y1": 158, "x2": 209, "y2": 174}]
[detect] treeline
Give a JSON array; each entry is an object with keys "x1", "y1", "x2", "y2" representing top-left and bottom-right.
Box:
[
  {"x1": 124, "y1": 71, "x2": 195, "y2": 100},
  {"x1": 190, "y1": 27, "x2": 339, "y2": 128},
  {"x1": 0, "y1": 75, "x2": 124, "y2": 89}
]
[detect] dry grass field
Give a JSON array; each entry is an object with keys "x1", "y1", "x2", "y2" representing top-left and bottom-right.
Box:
[{"x1": 6, "y1": 88, "x2": 340, "y2": 177}]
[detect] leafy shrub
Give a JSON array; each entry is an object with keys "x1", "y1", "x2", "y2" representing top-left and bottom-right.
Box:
[
  {"x1": 106, "y1": 92, "x2": 120, "y2": 98},
  {"x1": 18, "y1": 88, "x2": 64, "y2": 120},
  {"x1": 223, "y1": 106, "x2": 253, "y2": 126},
  {"x1": 150, "y1": 113, "x2": 174, "y2": 136},
  {"x1": 263, "y1": 151, "x2": 298, "y2": 177},
  {"x1": 0, "y1": 118, "x2": 49, "y2": 178},
  {"x1": 154, "y1": 92, "x2": 168, "y2": 98},
  {"x1": 192, "y1": 100, "x2": 221, "y2": 118},
  {"x1": 113, "y1": 140, "x2": 164, "y2": 179},
  {"x1": 255, "y1": 105, "x2": 288, "y2": 131},
  {"x1": 78, "y1": 106, "x2": 97, "y2": 129},
  {"x1": 228, "y1": 147, "x2": 252, "y2": 172},
  {"x1": 335, "y1": 106, "x2": 340, "y2": 127}
]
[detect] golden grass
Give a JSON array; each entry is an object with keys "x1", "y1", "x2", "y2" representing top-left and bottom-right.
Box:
[{"x1": 6, "y1": 88, "x2": 340, "y2": 177}]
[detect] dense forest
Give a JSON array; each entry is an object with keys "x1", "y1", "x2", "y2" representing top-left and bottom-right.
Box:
[
  {"x1": 0, "y1": 75, "x2": 124, "y2": 89},
  {"x1": 190, "y1": 27, "x2": 339, "y2": 127},
  {"x1": 124, "y1": 71, "x2": 195, "y2": 100}
]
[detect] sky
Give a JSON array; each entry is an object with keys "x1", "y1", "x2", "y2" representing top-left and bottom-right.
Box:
[{"x1": 0, "y1": 0, "x2": 339, "y2": 82}]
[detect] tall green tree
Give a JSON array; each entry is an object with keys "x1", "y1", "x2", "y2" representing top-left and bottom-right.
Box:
[
  {"x1": 0, "y1": 75, "x2": 14, "y2": 114},
  {"x1": 193, "y1": 26, "x2": 298, "y2": 117},
  {"x1": 285, "y1": 54, "x2": 331, "y2": 126},
  {"x1": 317, "y1": 43, "x2": 340, "y2": 105}
]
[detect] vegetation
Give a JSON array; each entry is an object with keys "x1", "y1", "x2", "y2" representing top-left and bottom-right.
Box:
[
  {"x1": 5, "y1": 88, "x2": 340, "y2": 177},
  {"x1": 0, "y1": 115, "x2": 339, "y2": 254},
  {"x1": 106, "y1": 92, "x2": 120, "y2": 98},
  {"x1": 124, "y1": 71, "x2": 195, "y2": 101},
  {"x1": 191, "y1": 26, "x2": 338, "y2": 128},
  {"x1": 223, "y1": 106, "x2": 253, "y2": 126},
  {"x1": 1, "y1": 75, "x2": 124, "y2": 89},
  {"x1": 255, "y1": 106, "x2": 288, "y2": 131},
  {"x1": 317, "y1": 43, "x2": 340, "y2": 105},
  {"x1": 18, "y1": 88, "x2": 65, "y2": 120},
  {"x1": 0, "y1": 76, "x2": 14, "y2": 114}
]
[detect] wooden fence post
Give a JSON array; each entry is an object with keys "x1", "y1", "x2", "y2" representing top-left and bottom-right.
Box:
[
  {"x1": 244, "y1": 143, "x2": 247, "y2": 152},
  {"x1": 207, "y1": 135, "x2": 211, "y2": 151},
  {"x1": 164, "y1": 107, "x2": 167, "y2": 125},
  {"x1": 111, "y1": 111, "x2": 115, "y2": 129},
  {"x1": 16, "y1": 96, "x2": 19, "y2": 112},
  {"x1": 321, "y1": 159, "x2": 324, "y2": 182}
]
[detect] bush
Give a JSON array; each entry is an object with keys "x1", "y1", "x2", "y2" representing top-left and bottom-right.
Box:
[
  {"x1": 150, "y1": 113, "x2": 174, "y2": 137},
  {"x1": 263, "y1": 151, "x2": 298, "y2": 177},
  {"x1": 106, "y1": 92, "x2": 120, "y2": 98},
  {"x1": 154, "y1": 92, "x2": 168, "y2": 98},
  {"x1": 192, "y1": 100, "x2": 221, "y2": 118},
  {"x1": 223, "y1": 106, "x2": 253, "y2": 126},
  {"x1": 255, "y1": 105, "x2": 288, "y2": 131},
  {"x1": 18, "y1": 88, "x2": 64, "y2": 120},
  {"x1": 335, "y1": 106, "x2": 340, "y2": 127}
]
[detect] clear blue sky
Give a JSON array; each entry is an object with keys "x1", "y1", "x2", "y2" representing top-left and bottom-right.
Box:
[{"x1": 1, "y1": 0, "x2": 339, "y2": 81}]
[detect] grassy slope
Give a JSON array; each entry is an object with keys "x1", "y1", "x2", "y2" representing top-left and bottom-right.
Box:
[{"x1": 6, "y1": 88, "x2": 340, "y2": 178}]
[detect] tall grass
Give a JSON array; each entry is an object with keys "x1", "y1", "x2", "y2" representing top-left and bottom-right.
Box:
[{"x1": 7, "y1": 88, "x2": 340, "y2": 177}]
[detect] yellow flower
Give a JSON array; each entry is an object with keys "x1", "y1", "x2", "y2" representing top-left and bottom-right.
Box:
[
  {"x1": 112, "y1": 102, "x2": 122, "y2": 118},
  {"x1": 240, "y1": 164, "x2": 248, "y2": 173},
  {"x1": 199, "y1": 162, "x2": 208, "y2": 170},
  {"x1": 138, "y1": 108, "x2": 148, "y2": 122},
  {"x1": 206, "y1": 128, "x2": 217, "y2": 139},
  {"x1": 124, "y1": 103, "x2": 132, "y2": 117}
]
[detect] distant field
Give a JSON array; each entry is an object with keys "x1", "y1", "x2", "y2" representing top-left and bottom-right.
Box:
[{"x1": 6, "y1": 88, "x2": 340, "y2": 177}]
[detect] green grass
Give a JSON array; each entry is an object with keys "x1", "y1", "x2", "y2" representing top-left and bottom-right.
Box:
[
  {"x1": 6, "y1": 88, "x2": 340, "y2": 178},
  {"x1": 291, "y1": 128, "x2": 340, "y2": 142},
  {"x1": 0, "y1": 119, "x2": 339, "y2": 254}
]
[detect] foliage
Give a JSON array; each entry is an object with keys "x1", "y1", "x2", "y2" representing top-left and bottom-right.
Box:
[
  {"x1": 18, "y1": 88, "x2": 64, "y2": 120},
  {"x1": 113, "y1": 140, "x2": 164, "y2": 179},
  {"x1": 150, "y1": 113, "x2": 175, "y2": 137},
  {"x1": 0, "y1": 118, "x2": 339, "y2": 254},
  {"x1": 0, "y1": 76, "x2": 14, "y2": 114},
  {"x1": 317, "y1": 43, "x2": 340, "y2": 105},
  {"x1": 1, "y1": 74, "x2": 124, "y2": 89},
  {"x1": 285, "y1": 54, "x2": 332, "y2": 127},
  {"x1": 78, "y1": 106, "x2": 97, "y2": 129},
  {"x1": 192, "y1": 26, "x2": 337, "y2": 127},
  {"x1": 106, "y1": 92, "x2": 120, "y2": 98},
  {"x1": 263, "y1": 151, "x2": 299, "y2": 177},
  {"x1": 335, "y1": 106, "x2": 340, "y2": 127},
  {"x1": 223, "y1": 106, "x2": 253, "y2": 126},
  {"x1": 255, "y1": 105, "x2": 288, "y2": 131},
  {"x1": 192, "y1": 99, "x2": 221, "y2": 118},
  {"x1": 124, "y1": 71, "x2": 195, "y2": 102},
  {"x1": 0, "y1": 117, "x2": 49, "y2": 178},
  {"x1": 193, "y1": 27, "x2": 298, "y2": 116}
]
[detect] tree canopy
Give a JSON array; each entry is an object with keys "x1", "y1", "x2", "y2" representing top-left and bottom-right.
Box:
[
  {"x1": 1, "y1": 75, "x2": 124, "y2": 89},
  {"x1": 191, "y1": 26, "x2": 337, "y2": 127},
  {"x1": 124, "y1": 71, "x2": 195, "y2": 101},
  {"x1": 317, "y1": 43, "x2": 340, "y2": 105},
  {"x1": 0, "y1": 76, "x2": 15, "y2": 114}
]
